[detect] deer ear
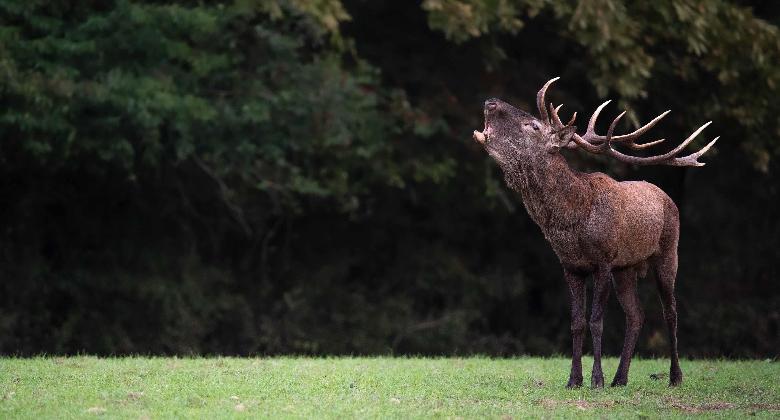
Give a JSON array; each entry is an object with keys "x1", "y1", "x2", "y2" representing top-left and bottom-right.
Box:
[
  {"x1": 547, "y1": 125, "x2": 577, "y2": 153},
  {"x1": 556, "y1": 125, "x2": 577, "y2": 144}
]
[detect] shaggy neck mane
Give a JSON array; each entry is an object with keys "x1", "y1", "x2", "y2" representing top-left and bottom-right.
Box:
[{"x1": 502, "y1": 152, "x2": 592, "y2": 230}]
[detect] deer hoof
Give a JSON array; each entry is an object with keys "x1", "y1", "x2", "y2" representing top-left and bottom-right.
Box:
[
  {"x1": 566, "y1": 376, "x2": 583, "y2": 389},
  {"x1": 610, "y1": 378, "x2": 627, "y2": 387}
]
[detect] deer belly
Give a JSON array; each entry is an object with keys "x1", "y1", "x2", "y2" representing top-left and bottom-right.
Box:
[
  {"x1": 615, "y1": 186, "x2": 667, "y2": 266},
  {"x1": 611, "y1": 217, "x2": 663, "y2": 266},
  {"x1": 578, "y1": 184, "x2": 667, "y2": 268}
]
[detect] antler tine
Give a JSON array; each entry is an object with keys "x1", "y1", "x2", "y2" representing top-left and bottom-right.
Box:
[
  {"x1": 585, "y1": 110, "x2": 671, "y2": 145},
  {"x1": 655, "y1": 121, "x2": 712, "y2": 158},
  {"x1": 537, "y1": 77, "x2": 560, "y2": 123},
  {"x1": 668, "y1": 136, "x2": 719, "y2": 166},
  {"x1": 612, "y1": 110, "x2": 670, "y2": 142},
  {"x1": 585, "y1": 100, "x2": 612, "y2": 139},
  {"x1": 550, "y1": 103, "x2": 577, "y2": 127},
  {"x1": 550, "y1": 103, "x2": 577, "y2": 128},
  {"x1": 567, "y1": 111, "x2": 577, "y2": 127},
  {"x1": 604, "y1": 110, "x2": 626, "y2": 149},
  {"x1": 549, "y1": 103, "x2": 565, "y2": 129},
  {"x1": 610, "y1": 109, "x2": 666, "y2": 150},
  {"x1": 625, "y1": 138, "x2": 666, "y2": 150},
  {"x1": 550, "y1": 104, "x2": 564, "y2": 128}
]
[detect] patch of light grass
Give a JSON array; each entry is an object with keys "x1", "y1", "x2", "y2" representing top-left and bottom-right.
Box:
[{"x1": 0, "y1": 357, "x2": 777, "y2": 418}]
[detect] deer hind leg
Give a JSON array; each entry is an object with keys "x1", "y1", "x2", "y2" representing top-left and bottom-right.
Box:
[
  {"x1": 564, "y1": 269, "x2": 587, "y2": 388},
  {"x1": 589, "y1": 266, "x2": 612, "y2": 388},
  {"x1": 610, "y1": 266, "x2": 643, "y2": 386},
  {"x1": 652, "y1": 247, "x2": 683, "y2": 386}
]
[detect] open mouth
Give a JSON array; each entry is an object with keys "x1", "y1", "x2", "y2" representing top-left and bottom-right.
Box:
[
  {"x1": 473, "y1": 122, "x2": 491, "y2": 145},
  {"x1": 472, "y1": 130, "x2": 486, "y2": 144}
]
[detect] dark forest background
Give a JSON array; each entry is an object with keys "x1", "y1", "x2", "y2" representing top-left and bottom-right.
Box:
[{"x1": 1, "y1": 0, "x2": 778, "y2": 358}]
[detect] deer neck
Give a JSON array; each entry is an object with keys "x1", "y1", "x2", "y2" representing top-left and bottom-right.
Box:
[{"x1": 505, "y1": 153, "x2": 592, "y2": 230}]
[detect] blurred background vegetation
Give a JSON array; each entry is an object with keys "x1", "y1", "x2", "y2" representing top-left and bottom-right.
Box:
[{"x1": 0, "y1": 0, "x2": 778, "y2": 357}]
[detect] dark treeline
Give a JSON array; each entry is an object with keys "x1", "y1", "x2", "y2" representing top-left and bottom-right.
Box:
[{"x1": 0, "y1": 0, "x2": 778, "y2": 357}]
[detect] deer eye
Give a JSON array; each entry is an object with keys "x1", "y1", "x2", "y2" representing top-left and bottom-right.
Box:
[{"x1": 523, "y1": 121, "x2": 542, "y2": 131}]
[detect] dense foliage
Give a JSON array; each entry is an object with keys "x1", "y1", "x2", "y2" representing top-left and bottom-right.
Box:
[{"x1": 0, "y1": 0, "x2": 777, "y2": 357}]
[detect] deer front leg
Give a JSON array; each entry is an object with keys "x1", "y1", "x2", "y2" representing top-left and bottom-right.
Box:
[
  {"x1": 564, "y1": 270, "x2": 586, "y2": 388},
  {"x1": 590, "y1": 266, "x2": 612, "y2": 388}
]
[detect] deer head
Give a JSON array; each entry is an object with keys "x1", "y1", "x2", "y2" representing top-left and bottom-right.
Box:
[
  {"x1": 473, "y1": 77, "x2": 719, "y2": 168},
  {"x1": 473, "y1": 97, "x2": 576, "y2": 168}
]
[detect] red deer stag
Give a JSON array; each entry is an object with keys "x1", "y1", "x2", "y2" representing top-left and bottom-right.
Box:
[{"x1": 472, "y1": 78, "x2": 717, "y2": 388}]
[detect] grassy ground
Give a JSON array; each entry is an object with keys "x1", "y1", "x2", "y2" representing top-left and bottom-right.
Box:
[{"x1": 0, "y1": 357, "x2": 777, "y2": 419}]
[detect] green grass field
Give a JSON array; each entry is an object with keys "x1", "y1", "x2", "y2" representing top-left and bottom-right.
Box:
[{"x1": 1, "y1": 357, "x2": 777, "y2": 418}]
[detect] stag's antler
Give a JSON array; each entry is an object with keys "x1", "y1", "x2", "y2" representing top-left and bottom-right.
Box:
[{"x1": 537, "y1": 78, "x2": 719, "y2": 167}]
